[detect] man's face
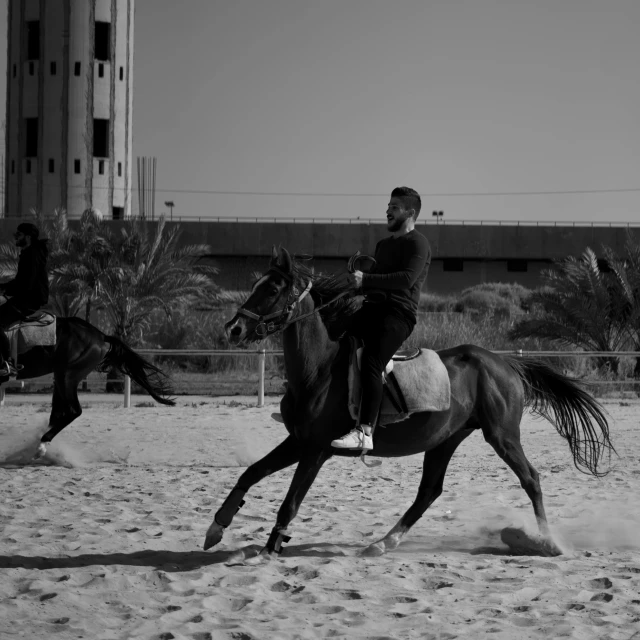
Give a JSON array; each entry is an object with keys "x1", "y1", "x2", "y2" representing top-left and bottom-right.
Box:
[
  {"x1": 386, "y1": 197, "x2": 414, "y2": 232},
  {"x1": 14, "y1": 231, "x2": 28, "y2": 248}
]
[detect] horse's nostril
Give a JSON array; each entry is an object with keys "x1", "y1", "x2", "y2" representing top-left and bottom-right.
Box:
[{"x1": 230, "y1": 326, "x2": 242, "y2": 336}]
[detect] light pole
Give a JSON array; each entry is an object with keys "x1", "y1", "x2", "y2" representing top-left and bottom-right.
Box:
[
  {"x1": 165, "y1": 200, "x2": 175, "y2": 220},
  {"x1": 432, "y1": 210, "x2": 444, "y2": 224}
]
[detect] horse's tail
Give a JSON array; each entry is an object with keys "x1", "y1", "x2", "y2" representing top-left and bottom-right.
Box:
[
  {"x1": 503, "y1": 355, "x2": 614, "y2": 477},
  {"x1": 103, "y1": 335, "x2": 175, "y2": 406}
]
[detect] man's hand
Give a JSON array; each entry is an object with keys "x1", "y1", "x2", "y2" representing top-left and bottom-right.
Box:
[{"x1": 347, "y1": 270, "x2": 363, "y2": 290}]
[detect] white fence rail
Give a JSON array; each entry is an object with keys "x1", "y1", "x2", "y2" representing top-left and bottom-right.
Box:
[{"x1": 2, "y1": 349, "x2": 639, "y2": 409}]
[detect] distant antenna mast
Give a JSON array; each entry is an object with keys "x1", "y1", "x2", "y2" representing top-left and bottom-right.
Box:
[{"x1": 137, "y1": 156, "x2": 157, "y2": 219}]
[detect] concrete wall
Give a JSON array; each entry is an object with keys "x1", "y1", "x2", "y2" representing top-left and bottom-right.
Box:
[
  {"x1": 4, "y1": 0, "x2": 134, "y2": 219},
  {"x1": 2, "y1": 219, "x2": 636, "y2": 293}
]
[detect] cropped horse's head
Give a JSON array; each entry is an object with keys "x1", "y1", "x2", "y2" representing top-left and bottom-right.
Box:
[{"x1": 224, "y1": 246, "x2": 298, "y2": 344}]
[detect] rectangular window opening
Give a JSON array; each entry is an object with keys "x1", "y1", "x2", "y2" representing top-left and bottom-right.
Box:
[
  {"x1": 117, "y1": 162, "x2": 122, "y2": 177},
  {"x1": 98, "y1": 160, "x2": 105, "y2": 175},
  {"x1": 50, "y1": 61, "x2": 57, "y2": 75},
  {"x1": 443, "y1": 258, "x2": 464, "y2": 272},
  {"x1": 26, "y1": 21, "x2": 40, "y2": 60},
  {"x1": 93, "y1": 119, "x2": 110, "y2": 158},
  {"x1": 507, "y1": 259, "x2": 528, "y2": 273},
  {"x1": 119, "y1": 66, "x2": 124, "y2": 81},
  {"x1": 25, "y1": 118, "x2": 38, "y2": 157},
  {"x1": 74, "y1": 159, "x2": 81, "y2": 174},
  {"x1": 48, "y1": 158, "x2": 55, "y2": 173},
  {"x1": 74, "y1": 61, "x2": 81, "y2": 76},
  {"x1": 113, "y1": 206, "x2": 124, "y2": 220},
  {"x1": 98, "y1": 63, "x2": 104, "y2": 78},
  {"x1": 95, "y1": 21, "x2": 111, "y2": 61}
]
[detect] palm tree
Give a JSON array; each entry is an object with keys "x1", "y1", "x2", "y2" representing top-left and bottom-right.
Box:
[
  {"x1": 95, "y1": 215, "x2": 218, "y2": 344},
  {"x1": 509, "y1": 248, "x2": 628, "y2": 373},
  {"x1": 602, "y1": 232, "x2": 640, "y2": 376}
]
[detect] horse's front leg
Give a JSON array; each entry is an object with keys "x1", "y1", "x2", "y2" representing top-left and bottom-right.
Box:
[
  {"x1": 204, "y1": 435, "x2": 302, "y2": 550},
  {"x1": 245, "y1": 446, "x2": 333, "y2": 564}
]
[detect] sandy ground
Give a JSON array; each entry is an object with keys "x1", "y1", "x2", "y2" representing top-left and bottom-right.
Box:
[{"x1": 1, "y1": 393, "x2": 640, "y2": 640}]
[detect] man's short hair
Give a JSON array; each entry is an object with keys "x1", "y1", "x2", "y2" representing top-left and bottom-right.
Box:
[
  {"x1": 17, "y1": 222, "x2": 40, "y2": 239},
  {"x1": 391, "y1": 186, "x2": 421, "y2": 219}
]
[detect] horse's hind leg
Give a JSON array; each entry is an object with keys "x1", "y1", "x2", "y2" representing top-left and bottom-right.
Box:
[
  {"x1": 363, "y1": 429, "x2": 473, "y2": 557},
  {"x1": 204, "y1": 435, "x2": 304, "y2": 550},
  {"x1": 482, "y1": 412, "x2": 555, "y2": 542},
  {"x1": 35, "y1": 371, "x2": 85, "y2": 459}
]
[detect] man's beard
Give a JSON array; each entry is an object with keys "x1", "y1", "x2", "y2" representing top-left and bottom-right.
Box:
[{"x1": 387, "y1": 212, "x2": 412, "y2": 232}]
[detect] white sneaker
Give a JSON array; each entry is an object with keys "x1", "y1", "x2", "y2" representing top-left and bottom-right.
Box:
[{"x1": 331, "y1": 428, "x2": 373, "y2": 451}]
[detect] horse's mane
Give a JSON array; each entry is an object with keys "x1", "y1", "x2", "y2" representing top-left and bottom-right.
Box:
[{"x1": 288, "y1": 258, "x2": 362, "y2": 337}]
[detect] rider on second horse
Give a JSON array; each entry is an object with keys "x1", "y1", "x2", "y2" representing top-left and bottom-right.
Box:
[
  {"x1": 0, "y1": 222, "x2": 50, "y2": 377},
  {"x1": 331, "y1": 186, "x2": 431, "y2": 452}
]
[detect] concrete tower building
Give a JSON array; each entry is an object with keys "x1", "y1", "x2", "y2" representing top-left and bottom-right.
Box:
[{"x1": 4, "y1": 0, "x2": 134, "y2": 219}]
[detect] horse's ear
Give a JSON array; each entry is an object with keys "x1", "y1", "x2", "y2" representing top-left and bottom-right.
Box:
[
  {"x1": 280, "y1": 247, "x2": 292, "y2": 275},
  {"x1": 270, "y1": 245, "x2": 279, "y2": 266}
]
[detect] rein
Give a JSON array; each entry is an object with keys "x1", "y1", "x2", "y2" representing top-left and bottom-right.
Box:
[{"x1": 235, "y1": 267, "x2": 350, "y2": 339}]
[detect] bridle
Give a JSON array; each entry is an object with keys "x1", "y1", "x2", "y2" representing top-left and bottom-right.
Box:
[{"x1": 233, "y1": 265, "x2": 350, "y2": 339}]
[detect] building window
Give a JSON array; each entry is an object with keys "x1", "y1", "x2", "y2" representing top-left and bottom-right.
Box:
[
  {"x1": 74, "y1": 61, "x2": 81, "y2": 76},
  {"x1": 443, "y1": 258, "x2": 464, "y2": 272},
  {"x1": 98, "y1": 160, "x2": 105, "y2": 175},
  {"x1": 26, "y1": 159, "x2": 32, "y2": 174},
  {"x1": 113, "y1": 206, "x2": 124, "y2": 220},
  {"x1": 50, "y1": 61, "x2": 57, "y2": 75},
  {"x1": 25, "y1": 118, "x2": 38, "y2": 157},
  {"x1": 98, "y1": 63, "x2": 104, "y2": 78},
  {"x1": 48, "y1": 159, "x2": 55, "y2": 173},
  {"x1": 117, "y1": 162, "x2": 122, "y2": 177},
  {"x1": 29, "y1": 62, "x2": 35, "y2": 76},
  {"x1": 26, "y1": 21, "x2": 40, "y2": 60},
  {"x1": 95, "y1": 22, "x2": 111, "y2": 61},
  {"x1": 119, "y1": 66, "x2": 124, "y2": 81},
  {"x1": 93, "y1": 119, "x2": 109, "y2": 158},
  {"x1": 507, "y1": 259, "x2": 528, "y2": 273},
  {"x1": 74, "y1": 159, "x2": 81, "y2": 174}
]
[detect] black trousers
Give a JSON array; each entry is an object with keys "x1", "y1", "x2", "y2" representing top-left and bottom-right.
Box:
[
  {"x1": 0, "y1": 301, "x2": 35, "y2": 362},
  {"x1": 350, "y1": 305, "x2": 414, "y2": 426}
]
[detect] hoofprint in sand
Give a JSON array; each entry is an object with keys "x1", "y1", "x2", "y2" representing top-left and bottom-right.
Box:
[{"x1": 1, "y1": 395, "x2": 639, "y2": 640}]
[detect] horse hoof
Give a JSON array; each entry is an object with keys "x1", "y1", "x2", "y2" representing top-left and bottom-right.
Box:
[
  {"x1": 501, "y1": 526, "x2": 563, "y2": 557},
  {"x1": 203, "y1": 522, "x2": 225, "y2": 550},
  {"x1": 33, "y1": 443, "x2": 47, "y2": 460},
  {"x1": 360, "y1": 542, "x2": 385, "y2": 557}
]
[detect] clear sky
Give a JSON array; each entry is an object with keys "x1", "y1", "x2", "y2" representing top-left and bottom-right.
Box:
[{"x1": 2, "y1": 0, "x2": 639, "y2": 223}]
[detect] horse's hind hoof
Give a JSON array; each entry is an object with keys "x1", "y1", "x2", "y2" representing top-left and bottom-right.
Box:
[{"x1": 33, "y1": 442, "x2": 48, "y2": 460}]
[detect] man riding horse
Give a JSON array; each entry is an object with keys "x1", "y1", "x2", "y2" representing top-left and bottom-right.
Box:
[
  {"x1": 0, "y1": 222, "x2": 49, "y2": 377},
  {"x1": 331, "y1": 186, "x2": 431, "y2": 452}
]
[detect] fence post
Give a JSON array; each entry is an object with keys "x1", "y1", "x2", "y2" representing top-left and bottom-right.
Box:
[
  {"x1": 124, "y1": 375, "x2": 131, "y2": 408},
  {"x1": 257, "y1": 348, "x2": 266, "y2": 407}
]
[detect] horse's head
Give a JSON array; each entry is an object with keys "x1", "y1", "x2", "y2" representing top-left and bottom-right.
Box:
[{"x1": 224, "y1": 246, "x2": 302, "y2": 344}]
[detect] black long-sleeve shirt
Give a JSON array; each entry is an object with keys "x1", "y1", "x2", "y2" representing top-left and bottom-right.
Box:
[
  {"x1": 3, "y1": 241, "x2": 50, "y2": 310},
  {"x1": 362, "y1": 229, "x2": 431, "y2": 323}
]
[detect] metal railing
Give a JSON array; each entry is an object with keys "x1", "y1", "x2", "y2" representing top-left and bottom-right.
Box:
[{"x1": 2, "y1": 214, "x2": 640, "y2": 227}]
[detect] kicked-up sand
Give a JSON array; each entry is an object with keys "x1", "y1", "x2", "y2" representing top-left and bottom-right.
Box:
[{"x1": 1, "y1": 393, "x2": 639, "y2": 639}]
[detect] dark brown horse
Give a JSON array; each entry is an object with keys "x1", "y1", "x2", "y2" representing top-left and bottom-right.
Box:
[
  {"x1": 2, "y1": 316, "x2": 174, "y2": 459},
  {"x1": 204, "y1": 247, "x2": 613, "y2": 559}
]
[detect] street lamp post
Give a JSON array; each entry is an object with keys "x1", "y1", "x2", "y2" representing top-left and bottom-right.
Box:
[{"x1": 165, "y1": 201, "x2": 175, "y2": 220}]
